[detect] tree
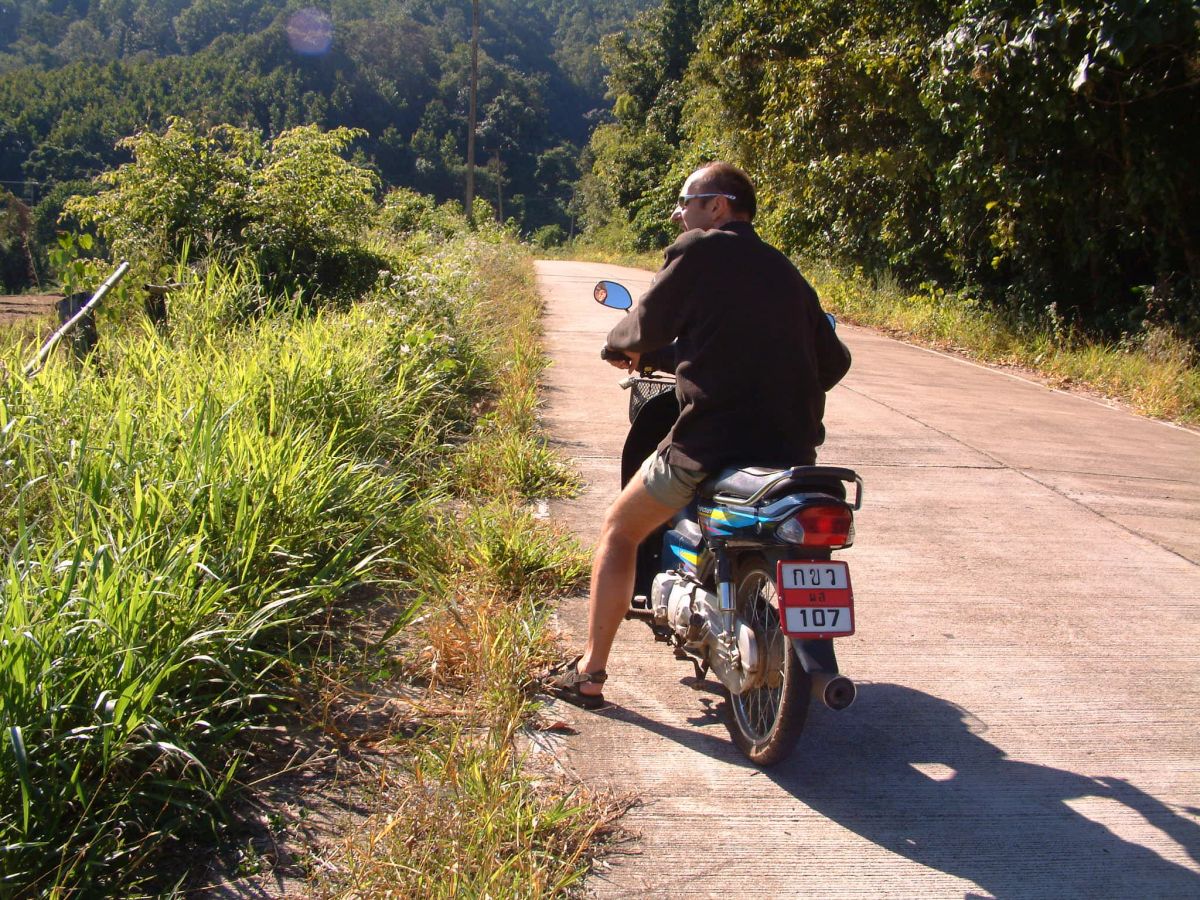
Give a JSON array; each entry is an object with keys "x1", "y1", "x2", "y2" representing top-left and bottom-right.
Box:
[
  {"x1": 588, "y1": 0, "x2": 1199, "y2": 335},
  {"x1": 578, "y1": 0, "x2": 717, "y2": 248},
  {"x1": 0, "y1": 0, "x2": 653, "y2": 245},
  {"x1": 0, "y1": 189, "x2": 34, "y2": 291},
  {"x1": 926, "y1": 0, "x2": 1200, "y2": 331},
  {"x1": 245, "y1": 124, "x2": 378, "y2": 275},
  {"x1": 699, "y1": 0, "x2": 954, "y2": 277},
  {"x1": 66, "y1": 118, "x2": 380, "y2": 299}
]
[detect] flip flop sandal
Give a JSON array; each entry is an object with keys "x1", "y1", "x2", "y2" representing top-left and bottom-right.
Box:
[{"x1": 541, "y1": 654, "x2": 607, "y2": 710}]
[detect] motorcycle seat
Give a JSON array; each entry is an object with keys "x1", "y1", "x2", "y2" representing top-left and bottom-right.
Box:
[{"x1": 699, "y1": 465, "x2": 854, "y2": 504}]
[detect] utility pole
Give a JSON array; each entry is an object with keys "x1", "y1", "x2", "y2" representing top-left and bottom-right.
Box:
[
  {"x1": 492, "y1": 149, "x2": 503, "y2": 223},
  {"x1": 465, "y1": 0, "x2": 480, "y2": 223}
]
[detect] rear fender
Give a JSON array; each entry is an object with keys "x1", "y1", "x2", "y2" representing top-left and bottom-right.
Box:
[{"x1": 791, "y1": 638, "x2": 839, "y2": 675}]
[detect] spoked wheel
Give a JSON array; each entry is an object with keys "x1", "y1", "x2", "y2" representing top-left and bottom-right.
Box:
[{"x1": 723, "y1": 559, "x2": 811, "y2": 766}]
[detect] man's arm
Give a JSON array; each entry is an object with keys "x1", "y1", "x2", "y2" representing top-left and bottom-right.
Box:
[
  {"x1": 606, "y1": 230, "x2": 704, "y2": 355},
  {"x1": 814, "y1": 312, "x2": 851, "y2": 391}
]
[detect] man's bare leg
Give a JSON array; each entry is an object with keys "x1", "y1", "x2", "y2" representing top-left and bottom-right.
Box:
[{"x1": 576, "y1": 476, "x2": 677, "y2": 695}]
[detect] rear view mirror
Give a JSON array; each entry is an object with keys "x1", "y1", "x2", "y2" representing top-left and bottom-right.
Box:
[{"x1": 594, "y1": 280, "x2": 632, "y2": 311}]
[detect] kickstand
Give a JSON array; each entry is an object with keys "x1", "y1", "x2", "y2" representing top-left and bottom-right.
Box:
[{"x1": 670, "y1": 645, "x2": 709, "y2": 682}]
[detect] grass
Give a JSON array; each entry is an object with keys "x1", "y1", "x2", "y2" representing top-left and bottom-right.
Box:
[
  {"x1": 320, "y1": 713, "x2": 608, "y2": 899},
  {"x1": 0, "y1": 220, "x2": 602, "y2": 895},
  {"x1": 450, "y1": 242, "x2": 581, "y2": 501},
  {"x1": 317, "y1": 550, "x2": 605, "y2": 898},
  {"x1": 310, "y1": 233, "x2": 604, "y2": 898},
  {"x1": 0, "y1": 259, "x2": 455, "y2": 893},
  {"x1": 806, "y1": 261, "x2": 1200, "y2": 424}
]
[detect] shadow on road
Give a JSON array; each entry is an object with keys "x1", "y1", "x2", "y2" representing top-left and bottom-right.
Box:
[{"x1": 601, "y1": 682, "x2": 1200, "y2": 898}]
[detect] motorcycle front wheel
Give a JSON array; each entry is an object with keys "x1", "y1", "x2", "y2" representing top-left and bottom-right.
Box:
[{"x1": 723, "y1": 559, "x2": 811, "y2": 766}]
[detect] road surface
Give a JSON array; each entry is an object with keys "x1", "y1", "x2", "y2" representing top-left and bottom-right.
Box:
[{"x1": 534, "y1": 259, "x2": 1200, "y2": 899}]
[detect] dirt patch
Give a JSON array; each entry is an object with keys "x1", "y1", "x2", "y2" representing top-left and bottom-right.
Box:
[{"x1": 0, "y1": 293, "x2": 59, "y2": 326}]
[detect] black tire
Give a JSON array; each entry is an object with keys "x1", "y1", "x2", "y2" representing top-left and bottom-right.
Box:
[{"x1": 722, "y1": 559, "x2": 811, "y2": 766}]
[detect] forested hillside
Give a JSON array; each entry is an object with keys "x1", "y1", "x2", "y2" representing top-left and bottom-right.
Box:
[
  {"x1": 3, "y1": 0, "x2": 1196, "y2": 341},
  {"x1": 0, "y1": 0, "x2": 651, "y2": 291},
  {"x1": 581, "y1": 0, "x2": 1199, "y2": 339}
]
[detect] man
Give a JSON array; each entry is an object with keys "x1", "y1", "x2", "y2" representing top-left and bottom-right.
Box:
[{"x1": 544, "y1": 161, "x2": 851, "y2": 708}]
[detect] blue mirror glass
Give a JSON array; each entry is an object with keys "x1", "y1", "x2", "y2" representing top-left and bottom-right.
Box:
[{"x1": 594, "y1": 280, "x2": 633, "y2": 310}]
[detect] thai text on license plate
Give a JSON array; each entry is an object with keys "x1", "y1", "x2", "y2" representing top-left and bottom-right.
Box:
[{"x1": 776, "y1": 560, "x2": 855, "y2": 639}]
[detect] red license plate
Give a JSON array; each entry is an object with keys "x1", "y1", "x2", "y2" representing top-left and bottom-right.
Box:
[{"x1": 776, "y1": 560, "x2": 855, "y2": 638}]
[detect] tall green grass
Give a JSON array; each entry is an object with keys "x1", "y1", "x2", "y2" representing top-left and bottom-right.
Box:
[
  {"x1": 0, "y1": 249, "x2": 481, "y2": 893},
  {"x1": 0, "y1": 218, "x2": 605, "y2": 895}
]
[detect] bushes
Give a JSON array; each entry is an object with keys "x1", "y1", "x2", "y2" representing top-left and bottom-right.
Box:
[
  {"x1": 65, "y1": 118, "x2": 383, "y2": 302},
  {"x1": 810, "y1": 261, "x2": 1200, "y2": 422}
]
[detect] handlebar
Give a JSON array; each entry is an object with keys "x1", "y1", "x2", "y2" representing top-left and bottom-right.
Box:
[{"x1": 603, "y1": 345, "x2": 663, "y2": 379}]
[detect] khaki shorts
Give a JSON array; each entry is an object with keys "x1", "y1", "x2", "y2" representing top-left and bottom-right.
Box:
[{"x1": 639, "y1": 450, "x2": 708, "y2": 510}]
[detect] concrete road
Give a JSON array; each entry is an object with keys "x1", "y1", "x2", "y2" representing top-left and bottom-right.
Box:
[{"x1": 533, "y1": 259, "x2": 1200, "y2": 899}]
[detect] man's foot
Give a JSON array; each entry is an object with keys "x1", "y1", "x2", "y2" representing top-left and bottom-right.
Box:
[{"x1": 540, "y1": 655, "x2": 607, "y2": 710}]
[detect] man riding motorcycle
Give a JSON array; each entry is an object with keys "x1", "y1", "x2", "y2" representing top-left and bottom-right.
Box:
[{"x1": 543, "y1": 161, "x2": 851, "y2": 708}]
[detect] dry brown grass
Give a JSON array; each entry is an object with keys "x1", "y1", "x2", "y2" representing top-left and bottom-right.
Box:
[
  {"x1": 808, "y1": 261, "x2": 1200, "y2": 425},
  {"x1": 295, "y1": 241, "x2": 598, "y2": 897}
]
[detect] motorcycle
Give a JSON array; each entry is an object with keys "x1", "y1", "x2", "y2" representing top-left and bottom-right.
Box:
[{"x1": 593, "y1": 279, "x2": 863, "y2": 766}]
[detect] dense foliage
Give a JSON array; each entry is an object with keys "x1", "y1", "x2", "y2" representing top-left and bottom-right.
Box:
[
  {"x1": 67, "y1": 117, "x2": 383, "y2": 299},
  {"x1": 925, "y1": 0, "x2": 1198, "y2": 333},
  {"x1": 582, "y1": 0, "x2": 1200, "y2": 338},
  {"x1": 0, "y1": 0, "x2": 653, "y2": 291}
]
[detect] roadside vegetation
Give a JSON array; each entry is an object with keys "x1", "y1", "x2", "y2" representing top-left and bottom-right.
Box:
[
  {"x1": 0, "y1": 121, "x2": 601, "y2": 896},
  {"x1": 808, "y1": 263, "x2": 1200, "y2": 425}
]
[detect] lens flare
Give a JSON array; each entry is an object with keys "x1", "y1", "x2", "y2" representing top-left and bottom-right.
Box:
[{"x1": 287, "y1": 8, "x2": 333, "y2": 56}]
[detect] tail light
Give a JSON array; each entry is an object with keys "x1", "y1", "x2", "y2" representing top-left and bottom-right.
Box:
[{"x1": 776, "y1": 504, "x2": 854, "y2": 549}]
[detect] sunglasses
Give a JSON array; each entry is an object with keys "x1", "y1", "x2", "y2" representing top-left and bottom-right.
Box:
[{"x1": 676, "y1": 192, "x2": 736, "y2": 208}]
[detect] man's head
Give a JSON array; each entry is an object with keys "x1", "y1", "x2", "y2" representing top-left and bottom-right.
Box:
[{"x1": 671, "y1": 161, "x2": 756, "y2": 231}]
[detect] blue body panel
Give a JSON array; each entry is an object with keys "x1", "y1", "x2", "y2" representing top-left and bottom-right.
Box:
[{"x1": 698, "y1": 504, "x2": 769, "y2": 540}]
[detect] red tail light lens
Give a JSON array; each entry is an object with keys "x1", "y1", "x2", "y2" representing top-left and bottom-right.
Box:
[{"x1": 777, "y1": 504, "x2": 854, "y2": 548}]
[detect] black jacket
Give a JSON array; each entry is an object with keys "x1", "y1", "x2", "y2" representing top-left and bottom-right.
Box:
[{"x1": 606, "y1": 220, "x2": 851, "y2": 472}]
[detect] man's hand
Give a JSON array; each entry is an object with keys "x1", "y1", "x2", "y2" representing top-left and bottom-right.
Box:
[{"x1": 601, "y1": 346, "x2": 640, "y2": 372}]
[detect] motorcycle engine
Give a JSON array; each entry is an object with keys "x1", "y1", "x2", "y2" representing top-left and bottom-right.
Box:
[
  {"x1": 650, "y1": 570, "x2": 764, "y2": 693},
  {"x1": 651, "y1": 571, "x2": 701, "y2": 633}
]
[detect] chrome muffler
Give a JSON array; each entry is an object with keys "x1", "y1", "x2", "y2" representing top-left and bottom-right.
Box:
[{"x1": 811, "y1": 672, "x2": 856, "y2": 710}]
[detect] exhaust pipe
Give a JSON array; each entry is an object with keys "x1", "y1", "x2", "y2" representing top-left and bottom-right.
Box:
[{"x1": 811, "y1": 673, "x2": 856, "y2": 711}]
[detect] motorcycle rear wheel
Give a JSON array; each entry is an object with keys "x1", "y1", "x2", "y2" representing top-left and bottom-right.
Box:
[{"x1": 723, "y1": 559, "x2": 811, "y2": 766}]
